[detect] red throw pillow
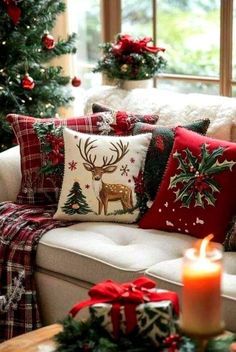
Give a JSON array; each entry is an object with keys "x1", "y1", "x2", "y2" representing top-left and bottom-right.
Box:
[
  {"x1": 7, "y1": 112, "x2": 126, "y2": 205},
  {"x1": 92, "y1": 102, "x2": 159, "y2": 135},
  {"x1": 139, "y1": 127, "x2": 236, "y2": 243}
]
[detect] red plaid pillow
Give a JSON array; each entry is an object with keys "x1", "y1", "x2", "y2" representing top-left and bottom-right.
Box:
[
  {"x1": 139, "y1": 127, "x2": 236, "y2": 243},
  {"x1": 7, "y1": 112, "x2": 122, "y2": 205}
]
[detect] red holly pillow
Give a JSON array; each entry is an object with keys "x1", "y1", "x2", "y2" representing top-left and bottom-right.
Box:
[
  {"x1": 139, "y1": 127, "x2": 236, "y2": 243},
  {"x1": 7, "y1": 112, "x2": 126, "y2": 205}
]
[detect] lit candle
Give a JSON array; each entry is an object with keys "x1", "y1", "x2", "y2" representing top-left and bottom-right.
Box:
[{"x1": 181, "y1": 234, "x2": 224, "y2": 336}]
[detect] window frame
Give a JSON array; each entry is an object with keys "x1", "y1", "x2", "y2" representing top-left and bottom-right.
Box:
[{"x1": 101, "y1": 0, "x2": 236, "y2": 96}]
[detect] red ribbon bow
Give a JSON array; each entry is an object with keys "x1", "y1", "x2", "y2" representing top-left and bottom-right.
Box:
[
  {"x1": 112, "y1": 34, "x2": 165, "y2": 56},
  {"x1": 69, "y1": 277, "x2": 179, "y2": 338}
]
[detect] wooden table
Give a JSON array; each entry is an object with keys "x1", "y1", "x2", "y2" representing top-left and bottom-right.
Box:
[{"x1": 0, "y1": 324, "x2": 62, "y2": 352}]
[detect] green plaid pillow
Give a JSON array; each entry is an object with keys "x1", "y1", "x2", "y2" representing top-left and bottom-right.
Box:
[{"x1": 132, "y1": 119, "x2": 210, "y2": 200}]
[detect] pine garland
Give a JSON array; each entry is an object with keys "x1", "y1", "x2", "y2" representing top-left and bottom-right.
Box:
[
  {"x1": 54, "y1": 316, "x2": 236, "y2": 352},
  {"x1": 54, "y1": 316, "x2": 194, "y2": 352}
]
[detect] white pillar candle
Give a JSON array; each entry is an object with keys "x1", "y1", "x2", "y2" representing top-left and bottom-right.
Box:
[{"x1": 181, "y1": 235, "x2": 224, "y2": 336}]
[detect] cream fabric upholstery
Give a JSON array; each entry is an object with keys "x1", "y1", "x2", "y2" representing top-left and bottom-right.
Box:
[
  {"x1": 0, "y1": 146, "x2": 21, "y2": 202},
  {"x1": 36, "y1": 223, "x2": 195, "y2": 284},
  {"x1": 35, "y1": 271, "x2": 90, "y2": 325}
]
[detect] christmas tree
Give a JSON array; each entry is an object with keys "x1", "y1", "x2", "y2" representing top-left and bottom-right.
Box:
[
  {"x1": 0, "y1": 0, "x2": 77, "y2": 152},
  {"x1": 62, "y1": 181, "x2": 92, "y2": 215}
]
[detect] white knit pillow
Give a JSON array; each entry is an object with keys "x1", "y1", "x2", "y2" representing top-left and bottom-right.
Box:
[{"x1": 54, "y1": 128, "x2": 152, "y2": 223}]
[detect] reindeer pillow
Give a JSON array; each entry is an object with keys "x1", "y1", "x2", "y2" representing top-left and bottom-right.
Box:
[{"x1": 54, "y1": 128, "x2": 152, "y2": 223}]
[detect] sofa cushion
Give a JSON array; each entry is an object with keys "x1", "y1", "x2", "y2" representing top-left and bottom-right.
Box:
[
  {"x1": 140, "y1": 127, "x2": 236, "y2": 243},
  {"x1": 36, "y1": 222, "x2": 195, "y2": 284},
  {"x1": 54, "y1": 129, "x2": 151, "y2": 223},
  {"x1": 132, "y1": 119, "x2": 210, "y2": 200}
]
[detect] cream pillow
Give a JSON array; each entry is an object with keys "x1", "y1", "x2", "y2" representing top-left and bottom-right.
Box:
[{"x1": 54, "y1": 128, "x2": 152, "y2": 223}]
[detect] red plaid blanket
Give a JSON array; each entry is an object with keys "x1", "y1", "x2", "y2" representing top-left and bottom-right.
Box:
[{"x1": 0, "y1": 201, "x2": 73, "y2": 341}]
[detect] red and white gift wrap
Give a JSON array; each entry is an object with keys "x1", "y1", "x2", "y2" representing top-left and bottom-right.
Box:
[{"x1": 69, "y1": 277, "x2": 179, "y2": 346}]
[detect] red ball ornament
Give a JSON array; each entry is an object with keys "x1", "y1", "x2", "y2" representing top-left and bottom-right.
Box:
[
  {"x1": 72, "y1": 76, "x2": 81, "y2": 87},
  {"x1": 21, "y1": 73, "x2": 35, "y2": 90},
  {"x1": 42, "y1": 33, "x2": 55, "y2": 50}
]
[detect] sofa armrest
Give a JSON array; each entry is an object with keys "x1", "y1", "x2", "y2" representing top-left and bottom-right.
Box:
[{"x1": 0, "y1": 146, "x2": 21, "y2": 202}]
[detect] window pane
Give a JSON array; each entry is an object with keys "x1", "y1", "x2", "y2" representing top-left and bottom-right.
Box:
[
  {"x1": 158, "y1": 0, "x2": 220, "y2": 77},
  {"x1": 158, "y1": 79, "x2": 219, "y2": 95},
  {"x1": 232, "y1": 85, "x2": 236, "y2": 97},
  {"x1": 71, "y1": 0, "x2": 102, "y2": 89},
  {"x1": 121, "y1": 0, "x2": 152, "y2": 37}
]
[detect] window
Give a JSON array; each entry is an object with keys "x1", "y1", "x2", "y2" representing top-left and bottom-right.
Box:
[
  {"x1": 73, "y1": 0, "x2": 236, "y2": 96},
  {"x1": 68, "y1": 0, "x2": 102, "y2": 89}
]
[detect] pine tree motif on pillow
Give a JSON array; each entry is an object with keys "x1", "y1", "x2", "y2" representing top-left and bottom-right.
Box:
[
  {"x1": 169, "y1": 144, "x2": 236, "y2": 208},
  {"x1": 61, "y1": 181, "x2": 92, "y2": 215}
]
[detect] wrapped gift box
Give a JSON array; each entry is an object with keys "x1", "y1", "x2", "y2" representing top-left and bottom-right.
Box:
[{"x1": 89, "y1": 289, "x2": 178, "y2": 347}]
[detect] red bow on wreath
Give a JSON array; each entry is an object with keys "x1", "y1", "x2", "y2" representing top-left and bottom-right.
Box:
[
  {"x1": 112, "y1": 34, "x2": 165, "y2": 55},
  {"x1": 69, "y1": 277, "x2": 179, "y2": 338},
  {"x1": 3, "y1": 0, "x2": 21, "y2": 25}
]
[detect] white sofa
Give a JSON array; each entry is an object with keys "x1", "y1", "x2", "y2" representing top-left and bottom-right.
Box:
[{"x1": 0, "y1": 88, "x2": 236, "y2": 332}]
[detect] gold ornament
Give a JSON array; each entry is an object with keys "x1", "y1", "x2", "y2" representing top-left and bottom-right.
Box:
[{"x1": 120, "y1": 64, "x2": 128, "y2": 72}]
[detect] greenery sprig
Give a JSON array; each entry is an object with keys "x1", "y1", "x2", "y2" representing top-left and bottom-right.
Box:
[
  {"x1": 54, "y1": 316, "x2": 194, "y2": 352},
  {"x1": 55, "y1": 316, "x2": 236, "y2": 352}
]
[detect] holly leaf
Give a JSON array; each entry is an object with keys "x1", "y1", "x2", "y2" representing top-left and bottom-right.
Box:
[
  {"x1": 181, "y1": 190, "x2": 195, "y2": 208},
  {"x1": 205, "y1": 178, "x2": 221, "y2": 193},
  {"x1": 198, "y1": 144, "x2": 225, "y2": 173},
  {"x1": 206, "y1": 159, "x2": 236, "y2": 175},
  {"x1": 174, "y1": 179, "x2": 196, "y2": 207},
  {"x1": 194, "y1": 192, "x2": 205, "y2": 208},
  {"x1": 184, "y1": 148, "x2": 199, "y2": 169},
  {"x1": 173, "y1": 151, "x2": 189, "y2": 172},
  {"x1": 169, "y1": 173, "x2": 194, "y2": 189},
  {"x1": 203, "y1": 190, "x2": 217, "y2": 206}
]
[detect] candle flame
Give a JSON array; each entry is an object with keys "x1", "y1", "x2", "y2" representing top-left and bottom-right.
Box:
[{"x1": 199, "y1": 234, "x2": 214, "y2": 258}]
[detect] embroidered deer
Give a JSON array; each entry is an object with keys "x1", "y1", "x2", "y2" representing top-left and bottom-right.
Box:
[{"x1": 77, "y1": 137, "x2": 133, "y2": 215}]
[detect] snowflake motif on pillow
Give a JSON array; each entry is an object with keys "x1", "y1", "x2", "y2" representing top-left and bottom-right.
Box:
[{"x1": 169, "y1": 144, "x2": 236, "y2": 208}]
